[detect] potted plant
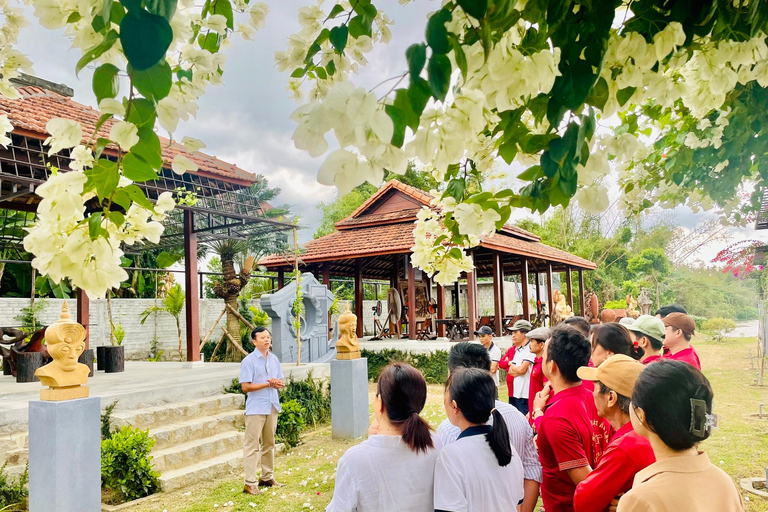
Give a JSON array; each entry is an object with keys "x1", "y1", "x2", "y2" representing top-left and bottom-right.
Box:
[{"x1": 140, "y1": 284, "x2": 185, "y2": 361}]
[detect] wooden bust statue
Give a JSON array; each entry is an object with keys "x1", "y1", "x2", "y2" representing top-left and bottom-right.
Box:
[
  {"x1": 35, "y1": 302, "x2": 90, "y2": 401},
  {"x1": 336, "y1": 302, "x2": 361, "y2": 360}
]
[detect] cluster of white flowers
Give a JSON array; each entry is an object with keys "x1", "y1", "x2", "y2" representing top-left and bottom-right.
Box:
[
  {"x1": 410, "y1": 207, "x2": 474, "y2": 286},
  {"x1": 0, "y1": 0, "x2": 31, "y2": 98}
]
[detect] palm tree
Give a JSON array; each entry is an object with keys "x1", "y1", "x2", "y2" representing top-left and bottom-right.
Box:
[{"x1": 140, "y1": 283, "x2": 186, "y2": 361}]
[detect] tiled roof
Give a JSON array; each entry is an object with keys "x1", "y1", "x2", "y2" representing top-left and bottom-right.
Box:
[
  {"x1": 480, "y1": 233, "x2": 596, "y2": 269},
  {"x1": 335, "y1": 208, "x2": 421, "y2": 228},
  {"x1": 344, "y1": 179, "x2": 433, "y2": 221},
  {"x1": 0, "y1": 86, "x2": 255, "y2": 184}
]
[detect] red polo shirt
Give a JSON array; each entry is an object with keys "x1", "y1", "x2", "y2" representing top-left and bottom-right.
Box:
[
  {"x1": 642, "y1": 354, "x2": 663, "y2": 365},
  {"x1": 667, "y1": 345, "x2": 701, "y2": 370},
  {"x1": 498, "y1": 346, "x2": 517, "y2": 396},
  {"x1": 573, "y1": 422, "x2": 656, "y2": 512},
  {"x1": 536, "y1": 384, "x2": 610, "y2": 512},
  {"x1": 528, "y1": 356, "x2": 546, "y2": 422}
]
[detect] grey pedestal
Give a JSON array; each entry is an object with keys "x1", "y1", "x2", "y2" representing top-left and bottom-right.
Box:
[
  {"x1": 331, "y1": 358, "x2": 369, "y2": 439},
  {"x1": 29, "y1": 397, "x2": 101, "y2": 512}
]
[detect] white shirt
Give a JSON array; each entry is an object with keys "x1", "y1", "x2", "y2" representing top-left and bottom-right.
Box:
[
  {"x1": 239, "y1": 349, "x2": 284, "y2": 415},
  {"x1": 511, "y1": 343, "x2": 535, "y2": 399},
  {"x1": 435, "y1": 400, "x2": 542, "y2": 483},
  {"x1": 326, "y1": 434, "x2": 441, "y2": 512},
  {"x1": 434, "y1": 426, "x2": 525, "y2": 512},
  {"x1": 487, "y1": 342, "x2": 502, "y2": 386}
]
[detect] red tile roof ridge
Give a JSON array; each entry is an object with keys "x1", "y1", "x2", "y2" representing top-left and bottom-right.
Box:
[{"x1": 345, "y1": 179, "x2": 433, "y2": 221}]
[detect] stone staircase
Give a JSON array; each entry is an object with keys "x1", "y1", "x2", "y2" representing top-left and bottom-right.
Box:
[{"x1": 110, "y1": 393, "x2": 246, "y2": 491}]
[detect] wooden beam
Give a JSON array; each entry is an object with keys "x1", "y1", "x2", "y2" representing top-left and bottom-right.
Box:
[
  {"x1": 322, "y1": 264, "x2": 330, "y2": 287},
  {"x1": 76, "y1": 288, "x2": 89, "y2": 349},
  {"x1": 521, "y1": 258, "x2": 530, "y2": 321},
  {"x1": 407, "y1": 257, "x2": 416, "y2": 340},
  {"x1": 277, "y1": 269, "x2": 285, "y2": 290},
  {"x1": 546, "y1": 263, "x2": 554, "y2": 325},
  {"x1": 437, "y1": 284, "x2": 446, "y2": 337},
  {"x1": 454, "y1": 281, "x2": 461, "y2": 318},
  {"x1": 467, "y1": 252, "x2": 478, "y2": 333},
  {"x1": 492, "y1": 252, "x2": 504, "y2": 337},
  {"x1": 578, "y1": 269, "x2": 585, "y2": 316},
  {"x1": 184, "y1": 210, "x2": 201, "y2": 362},
  {"x1": 565, "y1": 267, "x2": 573, "y2": 310},
  {"x1": 354, "y1": 259, "x2": 364, "y2": 338}
]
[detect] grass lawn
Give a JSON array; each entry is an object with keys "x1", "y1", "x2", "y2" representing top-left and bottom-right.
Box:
[{"x1": 125, "y1": 336, "x2": 768, "y2": 512}]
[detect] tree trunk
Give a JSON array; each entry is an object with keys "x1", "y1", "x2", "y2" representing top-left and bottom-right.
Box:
[
  {"x1": 176, "y1": 317, "x2": 183, "y2": 361},
  {"x1": 225, "y1": 296, "x2": 242, "y2": 361}
]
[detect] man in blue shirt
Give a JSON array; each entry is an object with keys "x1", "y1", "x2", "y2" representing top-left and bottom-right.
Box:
[{"x1": 240, "y1": 327, "x2": 285, "y2": 495}]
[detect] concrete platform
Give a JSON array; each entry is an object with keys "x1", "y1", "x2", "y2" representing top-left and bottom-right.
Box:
[{"x1": 359, "y1": 336, "x2": 513, "y2": 354}]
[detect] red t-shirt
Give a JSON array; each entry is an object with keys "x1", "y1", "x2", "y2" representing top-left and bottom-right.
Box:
[
  {"x1": 582, "y1": 360, "x2": 595, "y2": 392},
  {"x1": 498, "y1": 346, "x2": 517, "y2": 396},
  {"x1": 642, "y1": 354, "x2": 663, "y2": 365},
  {"x1": 528, "y1": 357, "x2": 547, "y2": 417},
  {"x1": 536, "y1": 384, "x2": 610, "y2": 512},
  {"x1": 666, "y1": 345, "x2": 701, "y2": 370},
  {"x1": 573, "y1": 422, "x2": 656, "y2": 512}
]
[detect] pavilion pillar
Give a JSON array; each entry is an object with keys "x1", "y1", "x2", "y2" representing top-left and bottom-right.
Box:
[
  {"x1": 437, "y1": 284, "x2": 446, "y2": 337},
  {"x1": 76, "y1": 288, "x2": 89, "y2": 349},
  {"x1": 354, "y1": 259, "x2": 364, "y2": 338},
  {"x1": 467, "y1": 253, "x2": 478, "y2": 335},
  {"x1": 578, "y1": 269, "x2": 585, "y2": 316},
  {"x1": 492, "y1": 252, "x2": 504, "y2": 337},
  {"x1": 521, "y1": 258, "x2": 530, "y2": 321},
  {"x1": 322, "y1": 264, "x2": 331, "y2": 288},
  {"x1": 546, "y1": 264, "x2": 554, "y2": 325},
  {"x1": 183, "y1": 210, "x2": 201, "y2": 362},
  {"x1": 454, "y1": 281, "x2": 461, "y2": 318},
  {"x1": 565, "y1": 267, "x2": 573, "y2": 310},
  {"x1": 406, "y1": 257, "x2": 417, "y2": 340},
  {"x1": 277, "y1": 269, "x2": 285, "y2": 290},
  {"x1": 535, "y1": 270, "x2": 541, "y2": 307}
]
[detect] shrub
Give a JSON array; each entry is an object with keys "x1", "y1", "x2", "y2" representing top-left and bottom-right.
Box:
[
  {"x1": 101, "y1": 426, "x2": 160, "y2": 504},
  {"x1": 101, "y1": 400, "x2": 119, "y2": 440},
  {"x1": 702, "y1": 317, "x2": 737, "y2": 342},
  {"x1": 361, "y1": 349, "x2": 411, "y2": 381},
  {"x1": 223, "y1": 377, "x2": 246, "y2": 397},
  {"x1": 690, "y1": 315, "x2": 708, "y2": 332},
  {"x1": 603, "y1": 299, "x2": 628, "y2": 310},
  {"x1": 276, "y1": 399, "x2": 306, "y2": 448},
  {"x1": 0, "y1": 463, "x2": 28, "y2": 510},
  {"x1": 281, "y1": 372, "x2": 331, "y2": 427},
  {"x1": 361, "y1": 349, "x2": 450, "y2": 384}
]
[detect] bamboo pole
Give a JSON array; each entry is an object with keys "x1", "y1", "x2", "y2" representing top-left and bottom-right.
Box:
[
  {"x1": 209, "y1": 334, "x2": 226, "y2": 362},
  {"x1": 225, "y1": 303, "x2": 255, "y2": 331},
  {"x1": 221, "y1": 326, "x2": 249, "y2": 356},
  {"x1": 199, "y1": 307, "x2": 228, "y2": 349}
]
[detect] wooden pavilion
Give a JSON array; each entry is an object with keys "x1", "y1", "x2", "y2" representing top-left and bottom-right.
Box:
[
  {"x1": 0, "y1": 75, "x2": 295, "y2": 362},
  {"x1": 260, "y1": 180, "x2": 596, "y2": 339}
]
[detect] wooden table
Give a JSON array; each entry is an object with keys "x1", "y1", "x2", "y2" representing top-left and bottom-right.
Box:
[{"x1": 435, "y1": 319, "x2": 471, "y2": 341}]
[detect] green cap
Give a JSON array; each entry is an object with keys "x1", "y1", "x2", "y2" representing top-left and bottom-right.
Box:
[
  {"x1": 510, "y1": 319, "x2": 533, "y2": 332},
  {"x1": 627, "y1": 315, "x2": 665, "y2": 342}
]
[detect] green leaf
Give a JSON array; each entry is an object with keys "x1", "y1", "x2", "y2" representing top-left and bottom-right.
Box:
[
  {"x1": 406, "y1": 44, "x2": 427, "y2": 81},
  {"x1": 112, "y1": 189, "x2": 131, "y2": 210},
  {"x1": 348, "y1": 16, "x2": 369, "y2": 38},
  {"x1": 198, "y1": 32, "x2": 220, "y2": 53},
  {"x1": 290, "y1": 67, "x2": 306, "y2": 78},
  {"x1": 93, "y1": 63, "x2": 120, "y2": 103},
  {"x1": 211, "y1": 0, "x2": 233, "y2": 29},
  {"x1": 132, "y1": 127, "x2": 162, "y2": 168},
  {"x1": 145, "y1": 0, "x2": 177, "y2": 21},
  {"x1": 85, "y1": 159, "x2": 120, "y2": 200},
  {"x1": 76, "y1": 30, "x2": 119, "y2": 77},
  {"x1": 107, "y1": 211, "x2": 125, "y2": 227},
  {"x1": 123, "y1": 184, "x2": 155, "y2": 210},
  {"x1": 101, "y1": 0, "x2": 113, "y2": 22},
  {"x1": 156, "y1": 251, "x2": 182, "y2": 268},
  {"x1": 408, "y1": 77, "x2": 431, "y2": 116},
  {"x1": 67, "y1": 12, "x2": 82, "y2": 23},
  {"x1": 426, "y1": 9, "x2": 451, "y2": 54},
  {"x1": 120, "y1": 0, "x2": 141, "y2": 12},
  {"x1": 498, "y1": 139, "x2": 518, "y2": 164},
  {"x1": 89, "y1": 213, "x2": 104, "y2": 241},
  {"x1": 585, "y1": 76, "x2": 609, "y2": 110},
  {"x1": 130, "y1": 59, "x2": 172, "y2": 101},
  {"x1": 329, "y1": 25, "x2": 348, "y2": 53},
  {"x1": 326, "y1": 4, "x2": 345, "y2": 19},
  {"x1": 617, "y1": 86, "x2": 636, "y2": 107},
  {"x1": 457, "y1": 0, "x2": 487, "y2": 20},
  {"x1": 327, "y1": 60, "x2": 336, "y2": 76},
  {"x1": 126, "y1": 98, "x2": 156, "y2": 127},
  {"x1": 427, "y1": 54, "x2": 451, "y2": 101},
  {"x1": 120, "y1": 10, "x2": 173, "y2": 71},
  {"x1": 95, "y1": 137, "x2": 111, "y2": 159},
  {"x1": 385, "y1": 89, "x2": 419, "y2": 147},
  {"x1": 94, "y1": 113, "x2": 112, "y2": 136},
  {"x1": 122, "y1": 153, "x2": 159, "y2": 181},
  {"x1": 176, "y1": 68, "x2": 193, "y2": 81},
  {"x1": 110, "y1": 2, "x2": 125, "y2": 23},
  {"x1": 451, "y1": 37, "x2": 468, "y2": 82},
  {"x1": 444, "y1": 178, "x2": 465, "y2": 202},
  {"x1": 91, "y1": 15, "x2": 106, "y2": 33}
]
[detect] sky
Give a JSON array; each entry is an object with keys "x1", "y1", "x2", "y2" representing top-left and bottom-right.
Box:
[{"x1": 14, "y1": 1, "x2": 768, "y2": 265}]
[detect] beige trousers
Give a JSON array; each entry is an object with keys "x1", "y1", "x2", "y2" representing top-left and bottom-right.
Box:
[{"x1": 244, "y1": 407, "x2": 278, "y2": 484}]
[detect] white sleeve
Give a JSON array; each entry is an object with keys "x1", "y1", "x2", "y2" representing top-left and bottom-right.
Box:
[
  {"x1": 326, "y1": 456, "x2": 358, "y2": 512},
  {"x1": 436, "y1": 419, "x2": 459, "y2": 447},
  {"x1": 433, "y1": 451, "x2": 468, "y2": 512}
]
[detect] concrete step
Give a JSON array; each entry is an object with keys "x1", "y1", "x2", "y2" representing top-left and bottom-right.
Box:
[
  {"x1": 151, "y1": 431, "x2": 244, "y2": 473},
  {"x1": 150, "y1": 410, "x2": 244, "y2": 451},
  {"x1": 159, "y1": 450, "x2": 242, "y2": 492},
  {"x1": 111, "y1": 394, "x2": 244, "y2": 431}
]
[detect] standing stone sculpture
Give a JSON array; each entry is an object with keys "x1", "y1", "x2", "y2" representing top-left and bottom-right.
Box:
[
  {"x1": 261, "y1": 272, "x2": 335, "y2": 363},
  {"x1": 335, "y1": 302, "x2": 361, "y2": 360},
  {"x1": 626, "y1": 295, "x2": 640, "y2": 319},
  {"x1": 551, "y1": 289, "x2": 573, "y2": 325},
  {"x1": 35, "y1": 302, "x2": 89, "y2": 401},
  {"x1": 638, "y1": 288, "x2": 653, "y2": 316}
]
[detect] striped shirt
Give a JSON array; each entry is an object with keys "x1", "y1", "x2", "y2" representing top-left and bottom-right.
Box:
[{"x1": 436, "y1": 399, "x2": 543, "y2": 483}]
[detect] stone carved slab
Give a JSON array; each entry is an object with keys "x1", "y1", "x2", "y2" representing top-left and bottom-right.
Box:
[{"x1": 260, "y1": 273, "x2": 335, "y2": 363}]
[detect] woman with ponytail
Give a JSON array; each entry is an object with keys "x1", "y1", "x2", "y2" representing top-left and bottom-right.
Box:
[
  {"x1": 617, "y1": 360, "x2": 742, "y2": 512},
  {"x1": 434, "y1": 368, "x2": 524, "y2": 512},
  {"x1": 591, "y1": 323, "x2": 644, "y2": 367},
  {"x1": 326, "y1": 363, "x2": 439, "y2": 512}
]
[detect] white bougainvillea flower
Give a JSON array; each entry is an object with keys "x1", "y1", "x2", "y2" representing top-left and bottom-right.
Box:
[
  {"x1": 205, "y1": 14, "x2": 228, "y2": 34},
  {"x1": 0, "y1": 79, "x2": 21, "y2": 100},
  {"x1": 153, "y1": 191, "x2": 176, "y2": 220},
  {"x1": 452, "y1": 203, "x2": 501, "y2": 238},
  {"x1": 31, "y1": 0, "x2": 73, "y2": 29},
  {"x1": 181, "y1": 136, "x2": 206, "y2": 152},
  {"x1": 0, "y1": 115, "x2": 13, "y2": 148},
  {"x1": 236, "y1": 23, "x2": 257, "y2": 40},
  {"x1": 98, "y1": 98, "x2": 125, "y2": 117},
  {"x1": 575, "y1": 184, "x2": 610, "y2": 214},
  {"x1": 109, "y1": 121, "x2": 139, "y2": 151},
  {"x1": 249, "y1": 2, "x2": 269, "y2": 30},
  {"x1": 69, "y1": 145, "x2": 94, "y2": 171},
  {"x1": 44, "y1": 118, "x2": 82, "y2": 155},
  {"x1": 172, "y1": 154, "x2": 197, "y2": 175}
]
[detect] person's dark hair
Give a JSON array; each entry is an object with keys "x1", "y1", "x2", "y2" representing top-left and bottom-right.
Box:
[
  {"x1": 448, "y1": 342, "x2": 491, "y2": 372},
  {"x1": 251, "y1": 326, "x2": 269, "y2": 339},
  {"x1": 655, "y1": 304, "x2": 687, "y2": 318},
  {"x1": 563, "y1": 316, "x2": 591, "y2": 337},
  {"x1": 598, "y1": 382, "x2": 631, "y2": 414},
  {"x1": 377, "y1": 363, "x2": 434, "y2": 454},
  {"x1": 640, "y1": 333, "x2": 664, "y2": 351},
  {"x1": 592, "y1": 323, "x2": 644, "y2": 361},
  {"x1": 632, "y1": 360, "x2": 714, "y2": 451},
  {"x1": 446, "y1": 368, "x2": 512, "y2": 466},
  {"x1": 547, "y1": 325, "x2": 591, "y2": 383}
]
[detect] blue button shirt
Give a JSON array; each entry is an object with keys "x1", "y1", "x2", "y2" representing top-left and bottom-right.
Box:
[{"x1": 239, "y1": 349, "x2": 284, "y2": 415}]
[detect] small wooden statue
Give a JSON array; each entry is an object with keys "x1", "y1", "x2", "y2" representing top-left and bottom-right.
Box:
[
  {"x1": 626, "y1": 294, "x2": 640, "y2": 319},
  {"x1": 35, "y1": 302, "x2": 90, "y2": 401},
  {"x1": 552, "y1": 290, "x2": 573, "y2": 324},
  {"x1": 335, "y1": 302, "x2": 361, "y2": 360}
]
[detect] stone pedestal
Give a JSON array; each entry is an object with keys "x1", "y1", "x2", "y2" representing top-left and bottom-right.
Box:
[
  {"x1": 29, "y1": 397, "x2": 101, "y2": 512},
  {"x1": 331, "y1": 358, "x2": 369, "y2": 439}
]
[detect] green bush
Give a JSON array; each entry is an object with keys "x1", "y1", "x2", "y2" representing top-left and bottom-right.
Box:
[
  {"x1": 101, "y1": 400, "x2": 119, "y2": 440},
  {"x1": 223, "y1": 377, "x2": 246, "y2": 398},
  {"x1": 603, "y1": 299, "x2": 628, "y2": 309},
  {"x1": 281, "y1": 372, "x2": 331, "y2": 427},
  {"x1": 690, "y1": 315, "x2": 708, "y2": 332},
  {"x1": 361, "y1": 349, "x2": 411, "y2": 381},
  {"x1": 701, "y1": 317, "x2": 737, "y2": 342},
  {"x1": 0, "y1": 463, "x2": 28, "y2": 510},
  {"x1": 361, "y1": 349, "x2": 450, "y2": 384},
  {"x1": 276, "y1": 399, "x2": 306, "y2": 448},
  {"x1": 101, "y1": 426, "x2": 160, "y2": 504}
]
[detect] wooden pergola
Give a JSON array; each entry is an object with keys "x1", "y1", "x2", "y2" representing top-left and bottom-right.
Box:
[
  {"x1": 0, "y1": 75, "x2": 295, "y2": 361},
  {"x1": 261, "y1": 180, "x2": 596, "y2": 339}
]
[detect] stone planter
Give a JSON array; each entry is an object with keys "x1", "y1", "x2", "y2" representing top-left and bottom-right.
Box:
[
  {"x1": 102, "y1": 346, "x2": 124, "y2": 373},
  {"x1": 78, "y1": 348, "x2": 94, "y2": 377},
  {"x1": 96, "y1": 346, "x2": 106, "y2": 371}
]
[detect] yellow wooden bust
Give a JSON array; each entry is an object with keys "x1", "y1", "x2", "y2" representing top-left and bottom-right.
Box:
[
  {"x1": 335, "y1": 302, "x2": 361, "y2": 360},
  {"x1": 35, "y1": 302, "x2": 90, "y2": 401}
]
